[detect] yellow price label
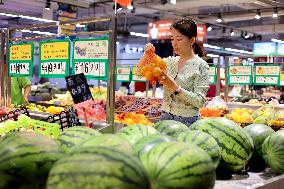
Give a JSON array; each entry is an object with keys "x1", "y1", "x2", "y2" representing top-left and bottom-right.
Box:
[
  {"x1": 9, "y1": 44, "x2": 32, "y2": 61},
  {"x1": 281, "y1": 74, "x2": 284, "y2": 81},
  {"x1": 41, "y1": 41, "x2": 69, "y2": 60}
]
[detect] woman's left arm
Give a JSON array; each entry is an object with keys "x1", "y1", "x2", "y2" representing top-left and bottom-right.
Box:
[{"x1": 176, "y1": 64, "x2": 210, "y2": 108}]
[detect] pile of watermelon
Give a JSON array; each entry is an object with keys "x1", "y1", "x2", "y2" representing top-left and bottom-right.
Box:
[{"x1": 0, "y1": 117, "x2": 283, "y2": 189}]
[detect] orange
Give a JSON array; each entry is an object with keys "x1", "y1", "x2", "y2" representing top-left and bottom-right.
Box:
[{"x1": 153, "y1": 67, "x2": 162, "y2": 77}]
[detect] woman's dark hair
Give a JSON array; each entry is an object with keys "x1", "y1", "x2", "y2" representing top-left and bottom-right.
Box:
[{"x1": 172, "y1": 18, "x2": 204, "y2": 57}]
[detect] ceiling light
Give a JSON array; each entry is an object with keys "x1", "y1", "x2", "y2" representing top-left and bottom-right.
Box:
[
  {"x1": 130, "y1": 32, "x2": 149, "y2": 38},
  {"x1": 271, "y1": 38, "x2": 284, "y2": 43},
  {"x1": 170, "y1": 0, "x2": 176, "y2": 4},
  {"x1": 203, "y1": 44, "x2": 221, "y2": 50},
  {"x1": 216, "y1": 13, "x2": 223, "y2": 23},
  {"x1": 230, "y1": 29, "x2": 235, "y2": 36},
  {"x1": 245, "y1": 32, "x2": 249, "y2": 39},
  {"x1": 45, "y1": 0, "x2": 51, "y2": 10},
  {"x1": 207, "y1": 54, "x2": 219, "y2": 58},
  {"x1": 76, "y1": 24, "x2": 85, "y2": 28},
  {"x1": 255, "y1": 9, "x2": 261, "y2": 19},
  {"x1": 273, "y1": 8, "x2": 278, "y2": 18},
  {"x1": 207, "y1": 26, "x2": 212, "y2": 31}
]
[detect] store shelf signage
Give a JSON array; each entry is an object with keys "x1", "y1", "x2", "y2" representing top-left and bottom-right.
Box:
[
  {"x1": 280, "y1": 72, "x2": 284, "y2": 86},
  {"x1": 254, "y1": 65, "x2": 280, "y2": 85},
  {"x1": 276, "y1": 43, "x2": 284, "y2": 56},
  {"x1": 209, "y1": 66, "x2": 216, "y2": 84},
  {"x1": 39, "y1": 40, "x2": 70, "y2": 78},
  {"x1": 116, "y1": 66, "x2": 131, "y2": 82},
  {"x1": 8, "y1": 42, "x2": 34, "y2": 77},
  {"x1": 65, "y1": 73, "x2": 93, "y2": 104},
  {"x1": 228, "y1": 65, "x2": 252, "y2": 84},
  {"x1": 132, "y1": 67, "x2": 146, "y2": 82},
  {"x1": 73, "y1": 38, "x2": 108, "y2": 80},
  {"x1": 253, "y1": 42, "x2": 276, "y2": 56}
]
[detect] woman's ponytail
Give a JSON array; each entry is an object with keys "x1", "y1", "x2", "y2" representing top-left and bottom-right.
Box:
[{"x1": 192, "y1": 42, "x2": 204, "y2": 57}]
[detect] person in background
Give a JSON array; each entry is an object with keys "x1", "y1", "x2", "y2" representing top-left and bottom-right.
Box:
[
  {"x1": 11, "y1": 77, "x2": 31, "y2": 105},
  {"x1": 138, "y1": 18, "x2": 210, "y2": 126}
]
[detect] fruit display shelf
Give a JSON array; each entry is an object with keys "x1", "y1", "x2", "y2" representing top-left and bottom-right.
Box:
[
  {"x1": 214, "y1": 168, "x2": 284, "y2": 189},
  {"x1": 227, "y1": 103, "x2": 284, "y2": 112}
]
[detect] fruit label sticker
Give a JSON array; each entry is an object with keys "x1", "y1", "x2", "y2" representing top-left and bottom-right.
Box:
[
  {"x1": 280, "y1": 73, "x2": 284, "y2": 86},
  {"x1": 39, "y1": 39, "x2": 70, "y2": 78},
  {"x1": 209, "y1": 66, "x2": 216, "y2": 84},
  {"x1": 228, "y1": 65, "x2": 252, "y2": 85},
  {"x1": 72, "y1": 38, "x2": 108, "y2": 79},
  {"x1": 8, "y1": 43, "x2": 34, "y2": 77},
  {"x1": 116, "y1": 67, "x2": 131, "y2": 82},
  {"x1": 254, "y1": 65, "x2": 280, "y2": 85},
  {"x1": 65, "y1": 73, "x2": 93, "y2": 104},
  {"x1": 132, "y1": 67, "x2": 146, "y2": 82}
]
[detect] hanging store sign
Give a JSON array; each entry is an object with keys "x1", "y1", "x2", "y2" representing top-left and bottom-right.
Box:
[
  {"x1": 8, "y1": 43, "x2": 34, "y2": 77},
  {"x1": 253, "y1": 42, "x2": 276, "y2": 57},
  {"x1": 148, "y1": 20, "x2": 206, "y2": 42},
  {"x1": 228, "y1": 65, "x2": 252, "y2": 85},
  {"x1": 132, "y1": 67, "x2": 146, "y2": 82},
  {"x1": 209, "y1": 66, "x2": 216, "y2": 84},
  {"x1": 72, "y1": 38, "x2": 108, "y2": 80},
  {"x1": 116, "y1": 66, "x2": 131, "y2": 82},
  {"x1": 39, "y1": 39, "x2": 70, "y2": 78},
  {"x1": 254, "y1": 65, "x2": 280, "y2": 85}
]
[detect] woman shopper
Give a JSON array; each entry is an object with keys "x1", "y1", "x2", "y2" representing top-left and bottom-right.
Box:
[{"x1": 139, "y1": 18, "x2": 210, "y2": 126}]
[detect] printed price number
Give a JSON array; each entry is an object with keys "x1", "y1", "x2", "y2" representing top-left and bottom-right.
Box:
[
  {"x1": 255, "y1": 76, "x2": 278, "y2": 84},
  {"x1": 71, "y1": 83, "x2": 87, "y2": 96},
  {"x1": 74, "y1": 62, "x2": 105, "y2": 77},
  {"x1": 230, "y1": 76, "x2": 251, "y2": 84},
  {"x1": 10, "y1": 63, "x2": 30, "y2": 74},
  {"x1": 41, "y1": 62, "x2": 66, "y2": 75}
]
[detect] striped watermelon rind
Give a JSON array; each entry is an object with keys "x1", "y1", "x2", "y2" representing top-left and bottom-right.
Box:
[
  {"x1": 154, "y1": 120, "x2": 189, "y2": 138},
  {"x1": 134, "y1": 134, "x2": 174, "y2": 157},
  {"x1": 140, "y1": 141, "x2": 216, "y2": 189},
  {"x1": 262, "y1": 130, "x2": 284, "y2": 174},
  {"x1": 47, "y1": 146, "x2": 151, "y2": 189},
  {"x1": 71, "y1": 134, "x2": 134, "y2": 155},
  {"x1": 178, "y1": 130, "x2": 221, "y2": 168},
  {"x1": 0, "y1": 131, "x2": 63, "y2": 189},
  {"x1": 243, "y1": 124, "x2": 275, "y2": 158},
  {"x1": 57, "y1": 126, "x2": 102, "y2": 153},
  {"x1": 191, "y1": 117, "x2": 254, "y2": 172},
  {"x1": 117, "y1": 124, "x2": 159, "y2": 145}
]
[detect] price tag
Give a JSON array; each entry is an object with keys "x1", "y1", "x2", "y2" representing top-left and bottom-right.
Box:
[
  {"x1": 74, "y1": 62, "x2": 106, "y2": 77},
  {"x1": 209, "y1": 66, "x2": 216, "y2": 84},
  {"x1": 40, "y1": 62, "x2": 67, "y2": 76},
  {"x1": 65, "y1": 73, "x2": 93, "y2": 104},
  {"x1": 8, "y1": 43, "x2": 34, "y2": 76},
  {"x1": 132, "y1": 67, "x2": 146, "y2": 82},
  {"x1": 280, "y1": 73, "x2": 284, "y2": 86},
  {"x1": 116, "y1": 67, "x2": 131, "y2": 82},
  {"x1": 229, "y1": 76, "x2": 251, "y2": 84},
  {"x1": 255, "y1": 76, "x2": 279, "y2": 85},
  {"x1": 72, "y1": 38, "x2": 109, "y2": 79},
  {"x1": 10, "y1": 63, "x2": 30, "y2": 75}
]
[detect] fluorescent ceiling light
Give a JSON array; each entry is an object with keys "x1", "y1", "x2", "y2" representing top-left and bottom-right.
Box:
[
  {"x1": 76, "y1": 24, "x2": 85, "y2": 28},
  {"x1": 127, "y1": 5, "x2": 133, "y2": 10},
  {"x1": 130, "y1": 32, "x2": 149, "y2": 38},
  {"x1": 216, "y1": 13, "x2": 223, "y2": 23},
  {"x1": 207, "y1": 54, "x2": 219, "y2": 58},
  {"x1": 255, "y1": 9, "x2": 261, "y2": 19},
  {"x1": 170, "y1": 0, "x2": 176, "y2": 4},
  {"x1": 230, "y1": 30, "x2": 235, "y2": 36},
  {"x1": 0, "y1": 12, "x2": 56, "y2": 22},
  {"x1": 20, "y1": 29, "x2": 56, "y2": 36},
  {"x1": 207, "y1": 26, "x2": 212, "y2": 31},
  {"x1": 273, "y1": 8, "x2": 278, "y2": 18},
  {"x1": 225, "y1": 47, "x2": 253, "y2": 55},
  {"x1": 271, "y1": 38, "x2": 284, "y2": 43},
  {"x1": 204, "y1": 43, "x2": 221, "y2": 50}
]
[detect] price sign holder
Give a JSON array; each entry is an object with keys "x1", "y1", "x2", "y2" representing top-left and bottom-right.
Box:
[
  {"x1": 228, "y1": 65, "x2": 252, "y2": 85},
  {"x1": 65, "y1": 73, "x2": 93, "y2": 104},
  {"x1": 8, "y1": 42, "x2": 34, "y2": 77},
  {"x1": 39, "y1": 39, "x2": 70, "y2": 78},
  {"x1": 209, "y1": 66, "x2": 217, "y2": 84},
  {"x1": 116, "y1": 66, "x2": 131, "y2": 82},
  {"x1": 254, "y1": 64, "x2": 281, "y2": 86},
  {"x1": 72, "y1": 38, "x2": 109, "y2": 80},
  {"x1": 131, "y1": 66, "x2": 146, "y2": 82}
]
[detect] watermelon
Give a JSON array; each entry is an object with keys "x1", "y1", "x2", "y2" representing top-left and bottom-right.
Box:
[
  {"x1": 140, "y1": 141, "x2": 216, "y2": 189},
  {"x1": 191, "y1": 117, "x2": 254, "y2": 172},
  {"x1": 117, "y1": 124, "x2": 159, "y2": 145},
  {"x1": 47, "y1": 147, "x2": 151, "y2": 189},
  {"x1": 0, "y1": 132, "x2": 63, "y2": 189},
  {"x1": 262, "y1": 130, "x2": 284, "y2": 174},
  {"x1": 134, "y1": 134, "x2": 174, "y2": 156},
  {"x1": 57, "y1": 126, "x2": 102, "y2": 153},
  {"x1": 178, "y1": 130, "x2": 221, "y2": 168},
  {"x1": 154, "y1": 120, "x2": 189, "y2": 138},
  {"x1": 71, "y1": 134, "x2": 134, "y2": 154},
  {"x1": 243, "y1": 124, "x2": 275, "y2": 158}
]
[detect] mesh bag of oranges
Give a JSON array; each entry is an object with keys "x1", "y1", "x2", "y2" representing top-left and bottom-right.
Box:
[{"x1": 135, "y1": 51, "x2": 166, "y2": 83}]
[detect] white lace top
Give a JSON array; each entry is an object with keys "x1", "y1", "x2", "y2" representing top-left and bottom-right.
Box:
[{"x1": 161, "y1": 55, "x2": 210, "y2": 117}]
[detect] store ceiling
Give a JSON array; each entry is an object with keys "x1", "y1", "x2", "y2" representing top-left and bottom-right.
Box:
[{"x1": 0, "y1": 0, "x2": 283, "y2": 53}]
